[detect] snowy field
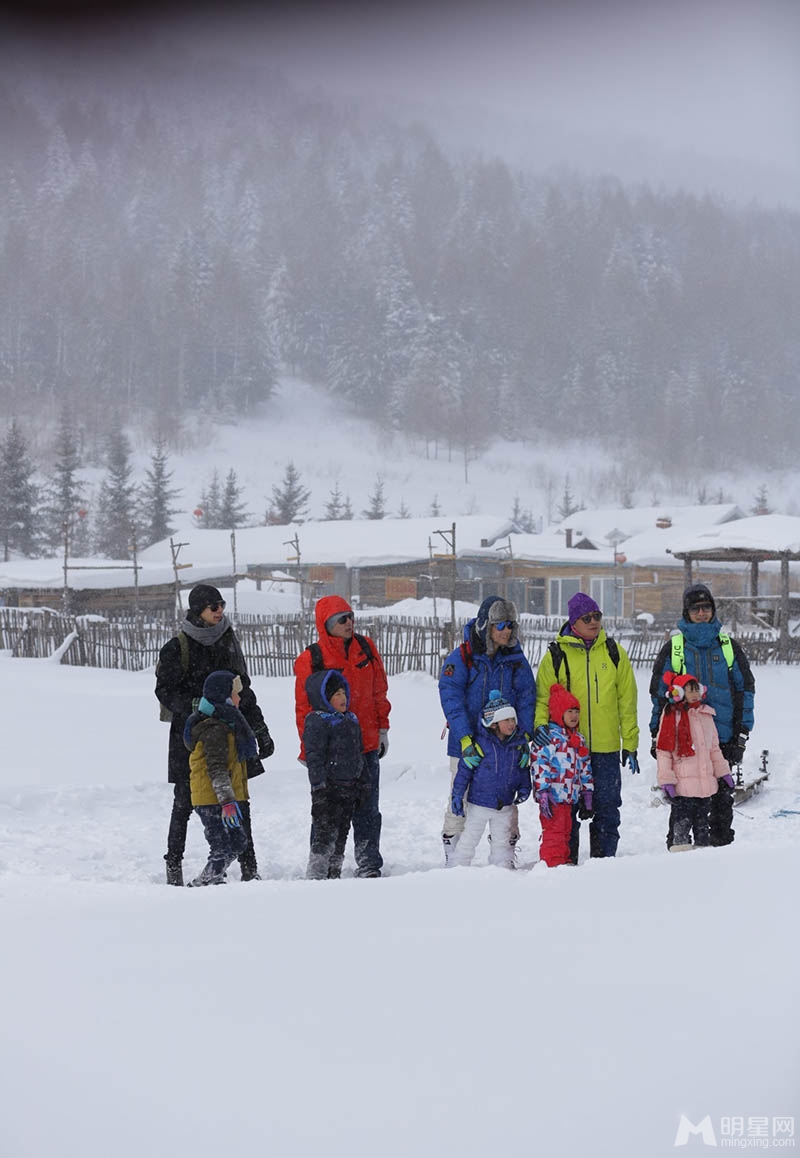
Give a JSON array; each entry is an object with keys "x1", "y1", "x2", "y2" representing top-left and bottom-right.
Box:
[{"x1": 1, "y1": 653, "x2": 798, "y2": 1157}]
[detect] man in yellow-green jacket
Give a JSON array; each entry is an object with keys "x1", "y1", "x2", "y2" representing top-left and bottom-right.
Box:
[{"x1": 534, "y1": 592, "x2": 638, "y2": 860}]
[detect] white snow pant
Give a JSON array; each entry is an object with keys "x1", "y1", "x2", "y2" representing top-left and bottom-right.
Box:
[
  {"x1": 448, "y1": 803, "x2": 517, "y2": 868},
  {"x1": 443, "y1": 756, "x2": 519, "y2": 844}
]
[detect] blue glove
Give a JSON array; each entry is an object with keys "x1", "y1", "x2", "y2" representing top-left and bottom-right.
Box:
[
  {"x1": 663, "y1": 784, "x2": 677, "y2": 799},
  {"x1": 221, "y1": 801, "x2": 242, "y2": 828},
  {"x1": 515, "y1": 789, "x2": 531, "y2": 805},
  {"x1": 519, "y1": 740, "x2": 531, "y2": 770},
  {"x1": 622, "y1": 749, "x2": 640, "y2": 775},
  {"x1": 532, "y1": 725, "x2": 551, "y2": 748},
  {"x1": 538, "y1": 789, "x2": 552, "y2": 820},
  {"x1": 451, "y1": 794, "x2": 465, "y2": 818},
  {"x1": 460, "y1": 736, "x2": 484, "y2": 770}
]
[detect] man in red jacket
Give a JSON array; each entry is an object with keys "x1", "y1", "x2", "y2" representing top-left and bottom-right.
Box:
[{"x1": 294, "y1": 595, "x2": 391, "y2": 877}]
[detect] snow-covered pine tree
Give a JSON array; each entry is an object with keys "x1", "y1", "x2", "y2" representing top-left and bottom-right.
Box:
[
  {"x1": 362, "y1": 477, "x2": 386, "y2": 520},
  {"x1": 197, "y1": 470, "x2": 222, "y2": 529},
  {"x1": 269, "y1": 462, "x2": 310, "y2": 525},
  {"x1": 218, "y1": 469, "x2": 249, "y2": 529},
  {"x1": 42, "y1": 411, "x2": 88, "y2": 554},
  {"x1": 140, "y1": 438, "x2": 181, "y2": 546},
  {"x1": 0, "y1": 420, "x2": 40, "y2": 560},
  {"x1": 323, "y1": 480, "x2": 345, "y2": 521},
  {"x1": 94, "y1": 429, "x2": 136, "y2": 559},
  {"x1": 558, "y1": 476, "x2": 581, "y2": 521}
]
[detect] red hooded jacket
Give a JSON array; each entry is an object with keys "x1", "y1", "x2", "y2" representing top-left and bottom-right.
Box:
[{"x1": 293, "y1": 595, "x2": 391, "y2": 759}]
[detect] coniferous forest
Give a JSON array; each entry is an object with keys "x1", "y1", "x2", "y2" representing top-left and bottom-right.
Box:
[{"x1": 1, "y1": 43, "x2": 799, "y2": 473}]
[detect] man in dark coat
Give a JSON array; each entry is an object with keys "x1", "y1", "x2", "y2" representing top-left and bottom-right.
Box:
[
  {"x1": 649, "y1": 582, "x2": 755, "y2": 847},
  {"x1": 155, "y1": 584, "x2": 274, "y2": 885}
]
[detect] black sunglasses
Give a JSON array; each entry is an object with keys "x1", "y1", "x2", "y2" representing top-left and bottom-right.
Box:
[
  {"x1": 580, "y1": 611, "x2": 602, "y2": 623},
  {"x1": 690, "y1": 603, "x2": 712, "y2": 612},
  {"x1": 337, "y1": 613, "x2": 354, "y2": 624},
  {"x1": 206, "y1": 600, "x2": 226, "y2": 612}
]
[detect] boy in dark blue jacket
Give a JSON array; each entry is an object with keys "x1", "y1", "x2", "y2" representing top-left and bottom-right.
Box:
[
  {"x1": 449, "y1": 691, "x2": 531, "y2": 868},
  {"x1": 303, "y1": 669, "x2": 367, "y2": 880}
]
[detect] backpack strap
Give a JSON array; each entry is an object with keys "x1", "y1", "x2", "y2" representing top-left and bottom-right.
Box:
[
  {"x1": 606, "y1": 636, "x2": 620, "y2": 667},
  {"x1": 353, "y1": 632, "x2": 374, "y2": 669},
  {"x1": 459, "y1": 640, "x2": 474, "y2": 670},
  {"x1": 671, "y1": 630, "x2": 733, "y2": 674},
  {"x1": 309, "y1": 633, "x2": 373, "y2": 673},
  {"x1": 548, "y1": 640, "x2": 569, "y2": 689},
  {"x1": 177, "y1": 630, "x2": 190, "y2": 674}
]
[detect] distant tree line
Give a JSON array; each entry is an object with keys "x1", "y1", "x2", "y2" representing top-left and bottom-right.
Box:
[{"x1": 0, "y1": 53, "x2": 798, "y2": 470}]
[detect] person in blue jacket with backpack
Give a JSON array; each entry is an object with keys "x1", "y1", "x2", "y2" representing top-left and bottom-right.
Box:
[
  {"x1": 449, "y1": 691, "x2": 531, "y2": 868},
  {"x1": 649, "y1": 583, "x2": 755, "y2": 847},
  {"x1": 438, "y1": 595, "x2": 536, "y2": 863}
]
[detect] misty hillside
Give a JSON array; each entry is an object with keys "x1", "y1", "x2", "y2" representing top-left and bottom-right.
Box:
[{"x1": 1, "y1": 42, "x2": 799, "y2": 473}]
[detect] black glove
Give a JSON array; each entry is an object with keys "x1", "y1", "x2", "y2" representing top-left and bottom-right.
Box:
[
  {"x1": 255, "y1": 726, "x2": 275, "y2": 760},
  {"x1": 650, "y1": 734, "x2": 658, "y2": 760},
  {"x1": 721, "y1": 732, "x2": 748, "y2": 766},
  {"x1": 577, "y1": 798, "x2": 594, "y2": 821}
]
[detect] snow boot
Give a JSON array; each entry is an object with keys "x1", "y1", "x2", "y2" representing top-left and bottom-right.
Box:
[
  {"x1": 165, "y1": 857, "x2": 184, "y2": 887},
  {"x1": 669, "y1": 843, "x2": 694, "y2": 853},
  {"x1": 239, "y1": 851, "x2": 261, "y2": 882},
  {"x1": 442, "y1": 833, "x2": 459, "y2": 866},
  {"x1": 187, "y1": 859, "x2": 228, "y2": 887}
]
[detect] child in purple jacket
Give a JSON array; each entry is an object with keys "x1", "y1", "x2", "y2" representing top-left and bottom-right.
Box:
[{"x1": 449, "y1": 691, "x2": 531, "y2": 868}]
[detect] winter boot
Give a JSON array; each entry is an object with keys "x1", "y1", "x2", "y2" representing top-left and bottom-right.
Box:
[
  {"x1": 165, "y1": 856, "x2": 184, "y2": 887},
  {"x1": 669, "y1": 843, "x2": 694, "y2": 853},
  {"x1": 442, "y1": 833, "x2": 459, "y2": 866},
  {"x1": 187, "y1": 859, "x2": 227, "y2": 887},
  {"x1": 238, "y1": 850, "x2": 261, "y2": 882}
]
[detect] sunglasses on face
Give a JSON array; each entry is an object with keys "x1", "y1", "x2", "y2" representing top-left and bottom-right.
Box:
[
  {"x1": 206, "y1": 601, "x2": 226, "y2": 612},
  {"x1": 580, "y1": 611, "x2": 603, "y2": 623},
  {"x1": 690, "y1": 603, "x2": 712, "y2": 612},
  {"x1": 493, "y1": 620, "x2": 516, "y2": 631},
  {"x1": 337, "y1": 613, "x2": 354, "y2": 624}
]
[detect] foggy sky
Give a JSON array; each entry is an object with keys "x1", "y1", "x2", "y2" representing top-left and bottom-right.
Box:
[{"x1": 4, "y1": 0, "x2": 800, "y2": 203}]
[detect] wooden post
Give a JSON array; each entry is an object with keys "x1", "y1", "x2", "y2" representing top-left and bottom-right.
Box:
[
  {"x1": 780, "y1": 554, "x2": 790, "y2": 660},
  {"x1": 750, "y1": 559, "x2": 759, "y2": 625}
]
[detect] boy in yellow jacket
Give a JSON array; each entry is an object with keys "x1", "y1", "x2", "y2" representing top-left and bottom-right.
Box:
[
  {"x1": 534, "y1": 593, "x2": 638, "y2": 859},
  {"x1": 183, "y1": 670, "x2": 258, "y2": 887}
]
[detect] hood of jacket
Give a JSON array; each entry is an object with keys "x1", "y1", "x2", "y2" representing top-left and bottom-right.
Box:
[
  {"x1": 314, "y1": 594, "x2": 353, "y2": 638},
  {"x1": 305, "y1": 668, "x2": 351, "y2": 713}
]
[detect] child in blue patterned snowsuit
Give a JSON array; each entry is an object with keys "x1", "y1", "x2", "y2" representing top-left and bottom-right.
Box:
[{"x1": 449, "y1": 691, "x2": 531, "y2": 868}]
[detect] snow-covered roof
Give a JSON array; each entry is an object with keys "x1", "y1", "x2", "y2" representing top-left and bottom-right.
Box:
[
  {"x1": 467, "y1": 504, "x2": 748, "y2": 568},
  {"x1": 0, "y1": 558, "x2": 219, "y2": 592},
  {"x1": 553, "y1": 503, "x2": 744, "y2": 542},
  {"x1": 138, "y1": 515, "x2": 517, "y2": 573},
  {"x1": 667, "y1": 514, "x2": 800, "y2": 558}
]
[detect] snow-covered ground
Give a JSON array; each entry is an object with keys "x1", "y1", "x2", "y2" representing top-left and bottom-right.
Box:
[{"x1": 1, "y1": 654, "x2": 797, "y2": 1157}]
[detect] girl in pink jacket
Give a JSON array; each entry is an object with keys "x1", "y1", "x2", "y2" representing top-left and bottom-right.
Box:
[{"x1": 656, "y1": 672, "x2": 733, "y2": 852}]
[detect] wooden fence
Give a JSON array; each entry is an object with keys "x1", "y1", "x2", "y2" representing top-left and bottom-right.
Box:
[{"x1": 0, "y1": 606, "x2": 796, "y2": 676}]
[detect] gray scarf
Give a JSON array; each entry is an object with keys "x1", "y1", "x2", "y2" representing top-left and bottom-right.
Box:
[{"x1": 180, "y1": 614, "x2": 247, "y2": 675}]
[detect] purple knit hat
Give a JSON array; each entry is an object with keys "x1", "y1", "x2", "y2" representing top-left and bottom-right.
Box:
[{"x1": 568, "y1": 592, "x2": 601, "y2": 624}]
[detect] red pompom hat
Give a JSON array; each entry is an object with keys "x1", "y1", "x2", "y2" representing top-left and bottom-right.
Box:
[{"x1": 548, "y1": 683, "x2": 581, "y2": 727}]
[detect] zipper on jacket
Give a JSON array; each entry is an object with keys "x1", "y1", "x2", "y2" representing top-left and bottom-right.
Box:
[{"x1": 584, "y1": 650, "x2": 593, "y2": 749}]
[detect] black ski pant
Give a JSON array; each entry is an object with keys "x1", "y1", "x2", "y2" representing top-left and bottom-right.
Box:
[
  {"x1": 307, "y1": 784, "x2": 360, "y2": 879},
  {"x1": 666, "y1": 781, "x2": 734, "y2": 848},
  {"x1": 166, "y1": 771, "x2": 257, "y2": 872},
  {"x1": 667, "y1": 795, "x2": 711, "y2": 848},
  {"x1": 709, "y1": 776, "x2": 735, "y2": 846}
]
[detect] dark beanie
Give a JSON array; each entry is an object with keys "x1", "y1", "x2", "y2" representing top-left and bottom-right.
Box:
[
  {"x1": 189, "y1": 584, "x2": 224, "y2": 615},
  {"x1": 325, "y1": 671, "x2": 346, "y2": 698},
  {"x1": 682, "y1": 583, "x2": 716, "y2": 619},
  {"x1": 201, "y1": 670, "x2": 236, "y2": 705}
]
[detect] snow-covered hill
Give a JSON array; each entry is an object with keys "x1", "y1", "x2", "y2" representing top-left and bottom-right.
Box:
[{"x1": 0, "y1": 655, "x2": 797, "y2": 1157}]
